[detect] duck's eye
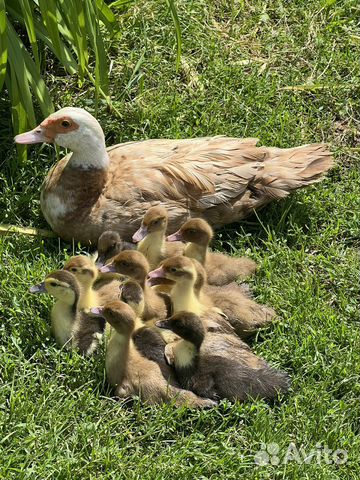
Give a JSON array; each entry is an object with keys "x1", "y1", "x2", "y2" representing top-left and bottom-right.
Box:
[
  {"x1": 169, "y1": 267, "x2": 177, "y2": 273},
  {"x1": 61, "y1": 120, "x2": 71, "y2": 128},
  {"x1": 120, "y1": 261, "x2": 129, "y2": 267},
  {"x1": 70, "y1": 267, "x2": 77, "y2": 272},
  {"x1": 49, "y1": 282, "x2": 57, "y2": 287},
  {"x1": 187, "y1": 229, "x2": 197, "y2": 235}
]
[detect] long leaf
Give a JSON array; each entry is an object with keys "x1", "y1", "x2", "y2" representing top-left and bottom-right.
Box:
[
  {"x1": 7, "y1": 3, "x2": 78, "y2": 74},
  {"x1": 6, "y1": 20, "x2": 36, "y2": 127},
  {"x1": 18, "y1": 0, "x2": 40, "y2": 68},
  {"x1": 38, "y1": 0, "x2": 65, "y2": 64},
  {"x1": 165, "y1": 0, "x2": 182, "y2": 71},
  {"x1": 85, "y1": 0, "x2": 109, "y2": 104},
  {"x1": 6, "y1": 69, "x2": 28, "y2": 162},
  {"x1": 0, "y1": 0, "x2": 7, "y2": 90},
  {"x1": 7, "y1": 20, "x2": 53, "y2": 118},
  {"x1": 95, "y1": 0, "x2": 116, "y2": 29},
  {"x1": 58, "y1": 0, "x2": 88, "y2": 85}
]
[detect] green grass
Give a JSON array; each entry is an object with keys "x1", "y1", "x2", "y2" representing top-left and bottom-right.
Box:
[{"x1": 0, "y1": 0, "x2": 359, "y2": 478}]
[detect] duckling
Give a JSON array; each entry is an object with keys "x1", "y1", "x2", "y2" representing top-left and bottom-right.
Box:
[
  {"x1": 100, "y1": 250, "x2": 169, "y2": 323},
  {"x1": 148, "y1": 256, "x2": 234, "y2": 334},
  {"x1": 132, "y1": 206, "x2": 184, "y2": 269},
  {"x1": 157, "y1": 312, "x2": 290, "y2": 402},
  {"x1": 118, "y1": 280, "x2": 176, "y2": 380},
  {"x1": 148, "y1": 256, "x2": 275, "y2": 338},
  {"x1": 91, "y1": 301, "x2": 216, "y2": 407},
  {"x1": 167, "y1": 218, "x2": 257, "y2": 285},
  {"x1": 96, "y1": 230, "x2": 136, "y2": 266},
  {"x1": 64, "y1": 254, "x2": 124, "y2": 306},
  {"x1": 30, "y1": 270, "x2": 104, "y2": 353},
  {"x1": 63, "y1": 255, "x2": 100, "y2": 309}
]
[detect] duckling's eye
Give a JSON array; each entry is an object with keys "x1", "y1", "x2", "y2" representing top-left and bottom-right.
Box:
[
  {"x1": 169, "y1": 267, "x2": 177, "y2": 273},
  {"x1": 186, "y1": 229, "x2": 197, "y2": 234},
  {"x1": 152, "y1": 219, "x2": 160, "y2": 225},
  {"x1": 49, "y1": 282, "x2": 58, "y2": 287},
  {"x1": 119, "y1": 261, "x2": 129, "y2": 267},
  {"x1": 61, "y1": 120, "x2": 71, "y2": 128},
  {"x1": 70, "y1": 267, "x2": 77, "y2": 272}
]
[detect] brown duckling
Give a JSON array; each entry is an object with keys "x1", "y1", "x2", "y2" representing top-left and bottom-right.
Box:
[
  {"x1": 91, "y1": 301, "x2": 216, "y2": 407},
  {"x1": 148, "y1": 256, "x2": 234, "y2": 334},
  {"x1": 167, "y1": 218, "x2": 257, "y2": 285},
  {"x1": 157, "y1": 312, "x2": 290, "y2": 402},
  {"x1": 30, "y1": 270, "x2": 104, "y2": 353},
  {"x1": 132, "y1": 206, "x2": 184, "y2": 269},
  {"x1": 96, "y1": 230, "x2": 136, "y2": 266},
  {"x1": 119, "y1": 280, "x2": 176, "y2": 380},
  {"x1": 148, "y1": 256, "x2": 275, "y2": 338},
  {"x1": 100, "y1": 250, "x2": 169, "y2": 323}
]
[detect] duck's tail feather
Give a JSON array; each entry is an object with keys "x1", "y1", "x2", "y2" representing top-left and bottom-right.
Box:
[{"x1": 251, "y1": 143, "x2": 333, "y2": 200}]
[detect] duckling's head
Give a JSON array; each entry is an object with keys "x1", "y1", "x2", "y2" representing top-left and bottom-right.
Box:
[
  {"x1": 100, "y1": 250, "x2": 150, "y2": 286},
  {"x1": 14, "y1": 107, "x2": 105, "y2": 152},
  {"x1": 119, "y1": 280, "x2": 145, "y2": 317},
  {"x1": 156, "y1": 312, "x2": 205, "y2": 348},
  {"x1": 96, "y1": 230, "x2": 122, "y2": 266},
  {"x1": 167, "y1": 218, "x2": 213, "y2": 246},
  {"x1": 132, "y1": 206, "x2": 168, "y2": 243},
  {"x1": 63, "y1": 255, "x2": 98, "y2": 287},
  {"x1": 30, "y1": 270, "x2": 80, "y2": 305},
  {"x1": 148, "y1": 256, "x2": 197, "y2": 287},
  {"x1": 91, "y1": 300, "x2": 135, "y2": 336}
]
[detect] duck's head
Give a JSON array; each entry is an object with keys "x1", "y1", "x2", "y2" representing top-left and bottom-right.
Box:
[
  {"x1": 132, "y1": 206, "x2": 168, "y2": 243},
  {"x1": 167, "y1": 218, "x2": 213, "y2": 246},
  {"x1": 14, "y1": 107, "x2": 105, "y2": 152},
  {"x1": 100, "y1": 250, "x2": 150, "y2": 286},
  {"x1": 63, "y1": 255, "x2": 98, "y2": 287},
  {"x1": 30, "y1": 270, "x2": 80, "y2": 305},
  {"x1": 148, "y1": 256, "x2": 197, "y2": 288},
  {"x1": 90, "y1": 300, "x2": 135, "y2": 336},
  {"x1": 119, "y1": 280, "x2": 145, "y2": 317},
  {"x1": 156, "y1": 312, "x2": 205, "y2": 348},
  {"x1": 96, "y1": 230, "x2": 122, "y2": 266}
]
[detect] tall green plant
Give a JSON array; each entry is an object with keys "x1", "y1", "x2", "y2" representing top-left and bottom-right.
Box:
[{"x1": 1, "y1": 0, "x2": 116, "y2": 147}]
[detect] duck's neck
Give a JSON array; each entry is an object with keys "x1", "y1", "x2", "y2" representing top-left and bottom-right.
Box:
[
  {"x1": 184, "y1": 242, "x2": 207, "y2": 265},
  {"x1": 171, "y1": 281, "x2": 205, "y2": 316},
  {"x1": 67, "y1": 139, "x2": 109, "y2": 170},
  {"x1": 137, "y1": 231, "x2": 165, "y2": 268}
]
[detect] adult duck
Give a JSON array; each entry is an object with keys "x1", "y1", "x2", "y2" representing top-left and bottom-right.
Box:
[{"x1": 15, "y1": 107, "x2": 333, "y2": 244}]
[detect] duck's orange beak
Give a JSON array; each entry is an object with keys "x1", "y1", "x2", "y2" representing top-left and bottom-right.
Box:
[{"x1": 14, "y1": 125, "x2": 50, "y2": 144}]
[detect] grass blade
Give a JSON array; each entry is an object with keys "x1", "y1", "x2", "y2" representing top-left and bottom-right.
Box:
[
  {"x1": 18, "y1": 0, "x2": 40, "y2": 69},
  {"x1": 0, "y1": 0, "x2": 7, "y2": 90},
  {"x1": 165, "y1": 0, "x2": 182, "y2": 71}
]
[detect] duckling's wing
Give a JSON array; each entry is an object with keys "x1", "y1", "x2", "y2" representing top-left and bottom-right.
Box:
[{"x1": 132, "y1": 326, "x2": 176, "y2": 382}]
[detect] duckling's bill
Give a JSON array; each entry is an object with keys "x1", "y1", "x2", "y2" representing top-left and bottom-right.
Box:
[
  {"x1": 90, "y1": 306, "x2": 104, "y2": 316},
  {"x1": 99, "y1": 264, "x2": 116, "y2": 273},
  {"x1": 132, "y1": 226, "x2": 147, "y2": 243},
  {"x1": 29, "y1": 282, "x2": 46, "y2": 294},
  {"x1": 166, "y1": 231, "x2": 183, "y2": 242}
]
